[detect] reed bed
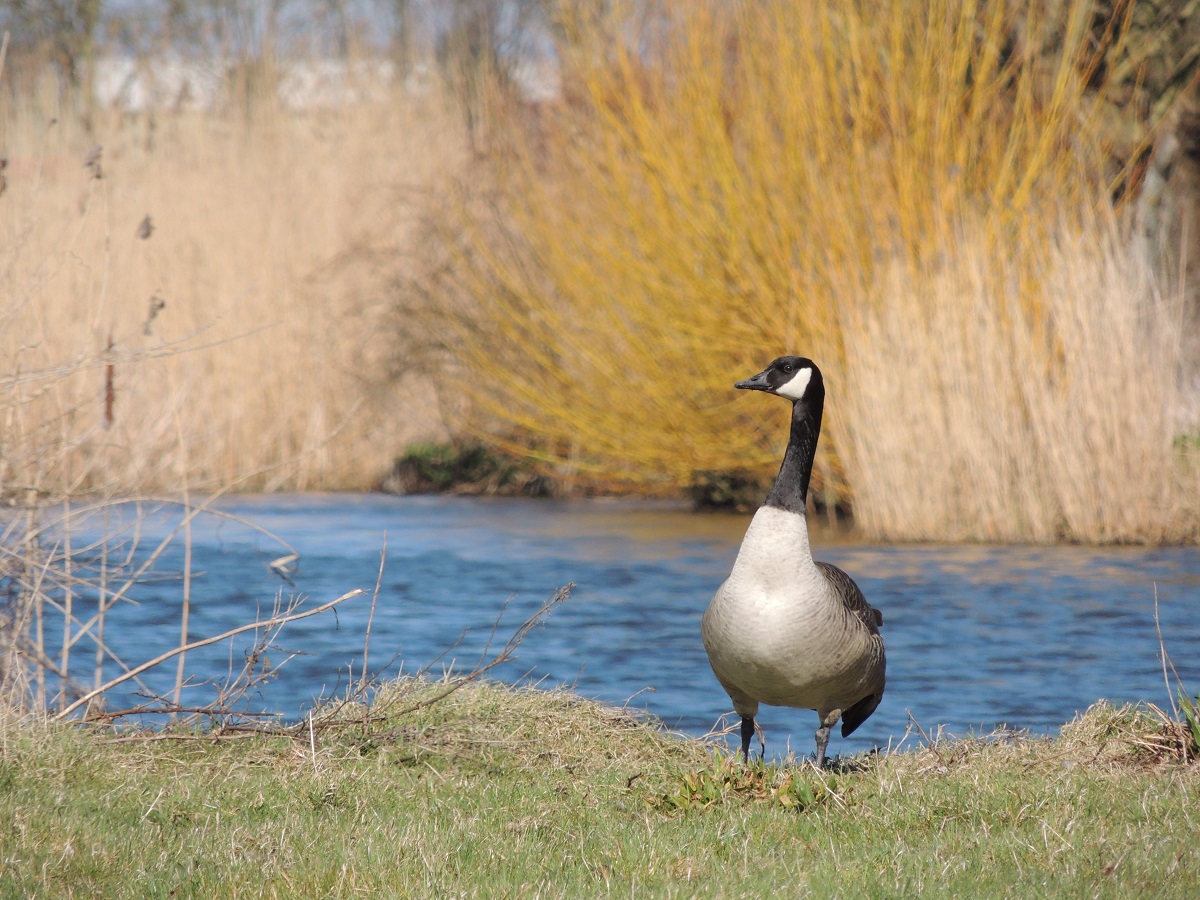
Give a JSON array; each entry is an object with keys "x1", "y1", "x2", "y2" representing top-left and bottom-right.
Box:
[
  {"x1": 2, "y1": 0, "x2": 1197, "y2": 549},
  {"x1": 840, "y1": 218, "x2": 1194, "y2": 542},
  {"x1": 0, "y1": 72, "x2": 460, "y2": 499}
]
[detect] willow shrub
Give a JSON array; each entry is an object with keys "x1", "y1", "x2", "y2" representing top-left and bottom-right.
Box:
[{"x1": 439, "y1": 0, "x2": 1196, "y2": 540}]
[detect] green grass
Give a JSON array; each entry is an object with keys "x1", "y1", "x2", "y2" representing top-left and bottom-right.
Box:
[{"x1": 2, "y1": 680, "x2": 1198, "y2": 898}]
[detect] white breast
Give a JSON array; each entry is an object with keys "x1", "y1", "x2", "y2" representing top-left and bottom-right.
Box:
[{"x1": 701, "y1": 506, "x2": 883, "y2": 715}]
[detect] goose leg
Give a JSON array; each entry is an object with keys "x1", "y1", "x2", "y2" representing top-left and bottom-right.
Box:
[
  {"x1": 740, "y1": 715, "x2": 755, "y2": 763},
  {"x1": 814, "y1": 710, "x2": 841, "y2": 768},
  {"x1": 814, "y1": 724, "x2": 830, "y2": 768}
]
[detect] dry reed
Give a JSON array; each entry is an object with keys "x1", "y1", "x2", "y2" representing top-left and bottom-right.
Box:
[
  {"x1": 0, "y1": 69, "x2": 461, "y2": 499},
  {"x1": 840, "y1": 216, "x2": 1194, "y2": 542}
]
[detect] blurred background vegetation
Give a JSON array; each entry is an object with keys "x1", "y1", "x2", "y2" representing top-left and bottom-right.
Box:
[{"x1": 1, "y1": 0, "x2": 1198, "y2": 542}]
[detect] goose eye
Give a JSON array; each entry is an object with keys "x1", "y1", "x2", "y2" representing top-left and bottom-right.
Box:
[{"x1": 783, "y1": 364, "x2": 793, "y2": 373}]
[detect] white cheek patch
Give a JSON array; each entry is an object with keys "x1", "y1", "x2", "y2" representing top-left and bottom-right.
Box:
[{"x1": 775, "y1": 367, "x2": 812, "y2": 401}]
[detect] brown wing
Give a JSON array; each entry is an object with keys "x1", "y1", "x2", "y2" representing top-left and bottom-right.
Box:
[
  {"x1": 816, "y1": 561, "x2": 883, "y2": 630},
  {"x1": 815, "y1": 561, "x2": 885, "y2": 737},
  {"x1": 841, "y1": 689, "x2": 883, "y2": 737}
]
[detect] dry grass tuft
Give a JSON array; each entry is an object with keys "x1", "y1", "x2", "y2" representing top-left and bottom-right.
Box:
[
  {"x1": 1054, "y1": 700, "x2": 1200, "y2": 769},
  {"x1": 324, "y1": 675, "x2": 708, "y2": 775},
  {"x1": 879, "y1": 700, "x2": 1200, "y2": 778}
]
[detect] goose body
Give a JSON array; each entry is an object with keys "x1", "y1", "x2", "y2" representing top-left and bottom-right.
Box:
[{"x1": 701, "y1": 356, "x2": 885, "y2": 767}]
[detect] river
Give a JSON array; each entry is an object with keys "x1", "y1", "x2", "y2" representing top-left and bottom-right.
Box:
[{"x1": 22, "y1": 494, "x2": 1200, "y2": 761}]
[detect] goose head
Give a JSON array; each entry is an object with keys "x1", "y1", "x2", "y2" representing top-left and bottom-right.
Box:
[{"x1": 735, "y1": 356, "x2": 823, "y2": 403}]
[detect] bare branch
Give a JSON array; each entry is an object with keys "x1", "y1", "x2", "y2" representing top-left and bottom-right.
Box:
[
  {"x1": 53, "y1": 589, "x2": 364, "y2": 721},
  {"x1": 359, "y1": 535, "x2": 387, "y2": 697},
  {"x1": 310, "y1": 583, "x2": 573, "y2": 736}
]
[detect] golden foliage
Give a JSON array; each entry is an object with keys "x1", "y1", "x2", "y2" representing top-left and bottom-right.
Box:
[{"x1": 446, "y1": 0, "x2": 1131, "y2": 501}]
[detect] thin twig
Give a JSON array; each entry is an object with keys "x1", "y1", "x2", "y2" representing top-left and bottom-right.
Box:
[
  {"x1": 173, "y1": 456, "x2": 193, "y2": 719},
  {"x1": 305, "y1": 584, "x2": 573, "y2": 738},
  {"x1": 53, "y1": 589, "x2": 364, "y2": 721},
  {"x1": 88, "y1": 704, "x2": 284, "y2": 722},
  {"x1": 94, "y1": 505, "x2": 111, "y2": 695},
  {"x1": 59, "y1": 500, "x2": 73, "y2": 712},
  {"x1": 0, "y1": 322, "x2": 277, "y2": 393},
  {"x1": 339, "y1": 584, "x2": 572, "y2": 729},
  {"x1": 104, "y1": 730, "x2": 268, "y2": 744},
  {"x1": 905, "y1": 709, "x2": 950, "y2": 768},
  {"x1": 1152, "y1": 583, "x2": 1185, "y2": 719},
  {"x1": 360, "y1": 535, "x2": 386, "y2": 697},
  {"x1": 309, "y1": 711, "x2": 318, "y2": 775}
]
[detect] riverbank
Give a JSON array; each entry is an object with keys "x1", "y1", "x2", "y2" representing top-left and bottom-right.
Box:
[{"x1": 2, "y1": 679, "x2": 1196, "y2": 897}]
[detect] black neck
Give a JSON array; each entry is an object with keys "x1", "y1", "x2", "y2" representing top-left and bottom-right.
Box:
[{"x1": 764, "y1": 390, "x2": 824, "y2": 514}]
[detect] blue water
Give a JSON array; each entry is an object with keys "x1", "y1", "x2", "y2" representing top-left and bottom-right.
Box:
[{"x1": 18, "y1": 494, "x2": 1200, "y2": 760}]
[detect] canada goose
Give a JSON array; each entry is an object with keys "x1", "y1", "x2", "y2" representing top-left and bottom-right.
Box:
[{"x1": 701, "y1": 356, "x2": 885, "y2": 767}]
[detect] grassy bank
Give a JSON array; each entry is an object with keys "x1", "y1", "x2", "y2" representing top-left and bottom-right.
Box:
[{"x1": 1, "y1": 679, "x2": 1197, "y2": 897}]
